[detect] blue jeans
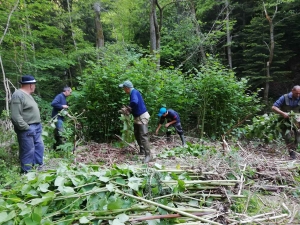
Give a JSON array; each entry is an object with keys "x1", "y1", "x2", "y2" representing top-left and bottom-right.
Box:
[
  {"x1": 56, "y1": 118, "x2": 64, "y2": 130},
  {"x1": 15, "y1": 123, "x2": 44, "y2": 173}
]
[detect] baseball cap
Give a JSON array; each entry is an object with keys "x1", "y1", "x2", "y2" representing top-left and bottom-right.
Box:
[
  {"x1": 158, "y1": 107, "x2": 167, "y2": 117},
  {"x1": 119, "y1": 80, "x2": 133, "y2": 88}
]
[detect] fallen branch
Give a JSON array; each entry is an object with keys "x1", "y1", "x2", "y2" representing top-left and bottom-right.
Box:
[
  {"x1": 115, "y1": 134, "x2": 138, "y2": 151},
  {"x1": 116, "y1": 189, "x2": 223, "y2": 225},
  {"x1": 130, "y1": 212, "x2": 214, "y2": 221}
]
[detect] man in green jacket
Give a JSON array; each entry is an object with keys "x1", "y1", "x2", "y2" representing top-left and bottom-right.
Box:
[{"x1": 10, "y1": 75, "x2": 44, "y2": 173}]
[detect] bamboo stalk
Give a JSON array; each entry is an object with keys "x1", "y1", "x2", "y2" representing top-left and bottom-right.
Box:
[
  {"x1": 116, "y1": 189, "x2": 222, "y2": 225},
  {"x1": 238, "y1": 164, "x2": 246, "y2": 196},
  {"x1": 239, "y1": 213, "x2": 288, "y2": 223},
  {"x1": 130, "y1": 212, "x2": 214, "y2": 221},
  {"x1": 156, "y1": 169, "x2": 218, "y2": 175},
  {"x1": 161, "y1": 180, "x2": 239, "y2": 185}
]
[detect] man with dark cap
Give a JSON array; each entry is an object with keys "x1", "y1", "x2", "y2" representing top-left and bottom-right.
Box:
[
  {"x1": 51, "y1": 86, "x2": 72, "y2": 149},
  {"x1": 119, "y1": 80, "x2": 152, "y2": 163},
  {"x1": 10, "y1": 75, "x2": 44, "y2": 173},
  {"x1": 155, "y1": 107, "x2": 187, "y2": 146},
  {"x1": 272, "y1": 85, "x2": 300, "y2": 159}
]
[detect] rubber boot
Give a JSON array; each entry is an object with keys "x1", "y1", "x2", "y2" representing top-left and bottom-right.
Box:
[
  {"x1": 138, "y1": 124, "x2": 152, "y2": 163},
  {"x1": 134, "y1": 124, "x2": 144, "y2": 155},
  {"x1": 166, "y1": 130, "x2": 171, "y2": 143},
  {"x1": 180, "y1": 134, "x2": 187, "y2": 147},
  {"x1": 289, "y1": 150, "x2": 296, "y2": 160}
]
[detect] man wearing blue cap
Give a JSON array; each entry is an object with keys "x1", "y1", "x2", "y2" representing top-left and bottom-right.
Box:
[
  {"x1": 155, "y1": 107, "x2": 187, "y2": 146},
  {"x1": 10, "y1": 75, "x2": 44, "y2": 173},
  {"x1": 119, "y1": 80, "x2": 152, "y2": 163}
]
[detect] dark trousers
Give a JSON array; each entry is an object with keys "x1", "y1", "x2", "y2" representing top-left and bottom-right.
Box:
[
  {"x1": 134, "y1": 124, "x2": 151, "y2": 155},
  {"x1": 15, "y1": 123, "x2": 44, "y2": 173}
]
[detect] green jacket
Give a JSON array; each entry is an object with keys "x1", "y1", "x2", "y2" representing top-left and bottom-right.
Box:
[{"x1": 10, "y1": 89, "x2": 41, "y2": 130}]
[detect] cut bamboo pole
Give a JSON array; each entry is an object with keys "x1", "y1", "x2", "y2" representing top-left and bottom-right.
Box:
[{"x1": 116, "y1": 189, "x2": 223, "y2": 225}]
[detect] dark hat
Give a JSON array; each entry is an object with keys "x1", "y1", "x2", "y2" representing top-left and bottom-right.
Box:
[
  {"x1": 119, "y1": 80, "x2": 133, "y2": 88},
  {"x1": 19, "y1": 75, "x2": 37, "y2": 84}
]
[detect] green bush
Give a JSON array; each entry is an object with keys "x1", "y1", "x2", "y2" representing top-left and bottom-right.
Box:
[{"x1": 70, "y1": 45, "x2": 262, "y2": 142}]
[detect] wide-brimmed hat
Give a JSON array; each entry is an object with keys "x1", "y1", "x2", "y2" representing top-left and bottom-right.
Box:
[
  {"x1": 158, "y1": 107, "x2": 167, "y2": 117},
  {"x1": 19, "y1": 75, "x2": 37, "y2": 84},
  {"x1": 119, "y1": 80, "x2": 133, "y2": 88}
]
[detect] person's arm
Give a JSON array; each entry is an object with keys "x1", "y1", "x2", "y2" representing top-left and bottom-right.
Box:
[
  {"x1": 155, "y1": 124, "x2": 162, "y2": 135},
  {"x1": 51, "y1": 94, "x2": 68, "y2": 109},
  {"x1": 129, "y1": 90, "x2": 138, "y2": 109},
  {"x1": 10, "y1": 95, "x2": 30, "y2": 130},
  {"x1": 272, "y1": 95, "x2": 289, "y2": 118},
  {"x1": 272, "y1": 105, "x2": 289, "y2": 118},
  {"x1": 165, "y1": 120, "x2": 177, "y2": 128}
]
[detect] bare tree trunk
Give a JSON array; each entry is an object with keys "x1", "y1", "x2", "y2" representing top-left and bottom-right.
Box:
[
  {"x1": 0, "y1": 56, "x2": 10, "y2": 113},
  {"x1": 94, "y1": 2, "x2": 105, "y2": 49},
  {"x1": 149, "y1": 0, "x2": 157, "y2": 54},
  {"x1": 225, "y1": 0, "x2": 232, "y2": 69},
  {"x1": 66, "y1": 0, "x2": 82, "y2": 75},
  {"x1": 149, "y1": 0, "x2": 161, "y2": 68},
  {"x1": 188, "y1": 0, "x2": 206, "y2": 63},
  {"x1": 263, "y1": 2, "x2": 276, "y2": 104},
  {"x1": 0, "y1": 0, "x2": 19, "y2": 45}
]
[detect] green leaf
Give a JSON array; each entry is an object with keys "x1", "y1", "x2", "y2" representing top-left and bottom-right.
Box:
[
  {"x1": 107, "y1": 198, "x2": 123, "y2": 210},
  {"x1": 115, "y1": 178, "x2": 126, "y2": 185},
  {"x1": 32, "y1": 212, "x2": 42, "y2": 224},
  {"x1": 116, "y1": 213, "x2": 129, "y2": 223},
  {"x1": 111, "y1": 219, "x2": 125, "y2": 225},
  {"x1": 99, "y1": 176, "x2": 110, "y2": 183},
  {"x1": 38, "y1": 183, "x2": 50, "y2": 192},
  {"x1": 79, "y1": 216, "x2": 90, "y2": 224},
  {"x1": 106, "y1": 183, "x2": 115, "y2": 192},
  {"x1": 54, "y1": 176, "x2": 65, "y2": 187},
  {"x1": 58, "y1": 186, "x2": 75, "y2": 195}
]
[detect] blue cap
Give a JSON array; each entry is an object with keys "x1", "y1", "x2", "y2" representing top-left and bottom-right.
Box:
[
  {"x1": 19, "y1": 75, "x2": 36, "y2": 84},
  {"x1": 158, "y1": 107, "x2": 167, "y2": 117},
  {"x1": 119, "y1": 80, "x2": 133, "y2": 88}
]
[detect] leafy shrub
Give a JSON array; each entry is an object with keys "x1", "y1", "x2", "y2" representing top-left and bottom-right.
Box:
[{"x1": 184, "y1": 56, "x2": 263, "y2": 139}]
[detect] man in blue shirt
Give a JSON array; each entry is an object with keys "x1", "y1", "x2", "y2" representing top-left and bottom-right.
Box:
[
  {"x1": 155, "y1": 107, "x2": 187, "y2": 147},
  {"x1": 272, "y1": 85, "x2": 300, "y2": 159},
  {"x1": 119, "y1": 80, "x2": 152, "y2": 163},
  {"x1": 51, "y1": 86, "x2": 72, "y2": 149}
]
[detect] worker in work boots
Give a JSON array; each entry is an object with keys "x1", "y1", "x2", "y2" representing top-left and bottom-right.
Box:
[
  {"x1": 155, "y1": 107, "x2": 187, "y2": 147},
  {"x1": 272, "y1": 85, "x2": 300, "y2": 160},
  {"x1": 119, "y1": 80, "x2": 152, "y2": 163}
]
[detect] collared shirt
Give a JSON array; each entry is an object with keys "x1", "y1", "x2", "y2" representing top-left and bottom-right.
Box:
[{"x1": 273, "y1": 92, "x2": 300, "y2": 108}]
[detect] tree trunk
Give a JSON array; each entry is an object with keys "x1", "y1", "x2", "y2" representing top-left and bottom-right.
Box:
[
  {"x1": 149, "y1": 0, "x2": 157, "y2": 54},
  {"x1": 94, "y1": 2, "x2": 105, "y2": 48},
  {"x1": 149, "y1": 0, "x2": 161, "y2": 68},
  {"x1": 263, "y1": 2, "x2": 276, "y2": 104},
  {"x1": 225, "y1": 0, "x2": 232, "y2": 69},
  {"x1": 188, "y1": 0, "x2": 206, "y2": 63}
]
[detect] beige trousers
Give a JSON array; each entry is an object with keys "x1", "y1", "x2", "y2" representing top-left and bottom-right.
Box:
[{"x1": 134, "y1": 111, "x2": 150, "y2": 125}]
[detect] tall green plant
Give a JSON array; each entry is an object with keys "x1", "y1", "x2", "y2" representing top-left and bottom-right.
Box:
[{"x1": 185, "y1": 56, "x2": 262, "y2": 139}]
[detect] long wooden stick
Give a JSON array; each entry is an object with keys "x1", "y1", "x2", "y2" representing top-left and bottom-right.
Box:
[
  {"x1": 130, "y1": 212, "x2": 214, "y2": 221},
  {"x1": 115, "y1": 134, "x2": 138, "y2": 151},
  {"x1": 116, "y1": 189, "x2": 222, "y2": 225}
]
